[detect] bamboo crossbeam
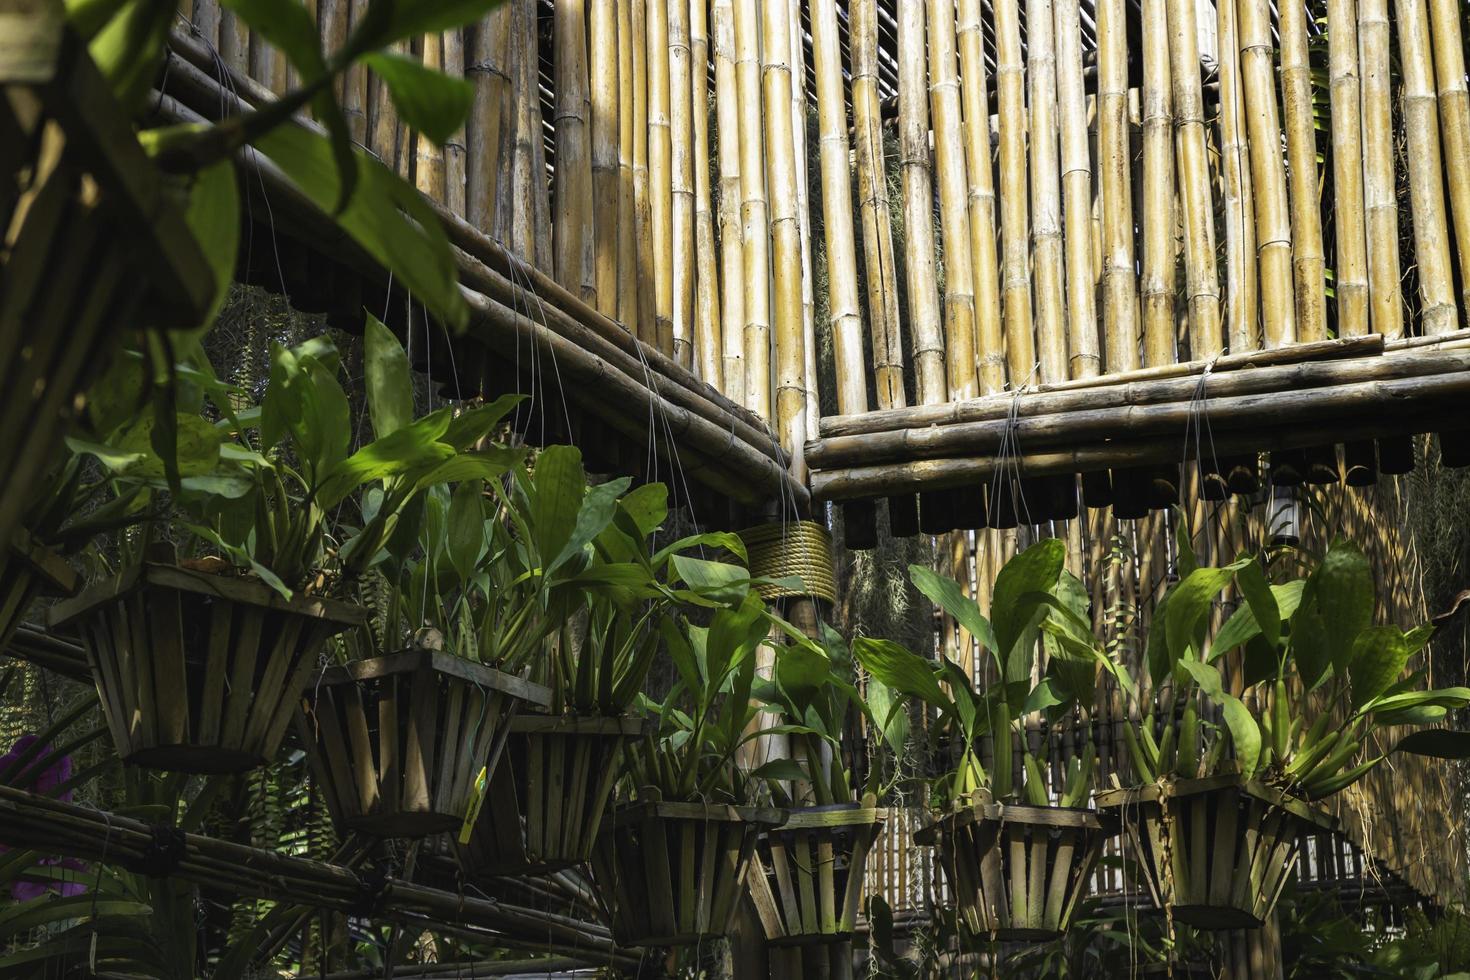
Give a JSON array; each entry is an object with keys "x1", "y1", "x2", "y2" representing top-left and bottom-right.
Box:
[{"x1": 4, "y1": 625, "x2": 90, "y2": 682}]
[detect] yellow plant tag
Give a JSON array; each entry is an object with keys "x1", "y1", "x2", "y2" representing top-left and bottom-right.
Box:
[{"x1": 458, "y1": 766, "x2": 488, "y2": 844}]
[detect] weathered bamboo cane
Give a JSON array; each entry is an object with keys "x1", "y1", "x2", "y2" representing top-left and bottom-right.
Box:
[
  {"x1": 929, "y1": 0, "x2": 980, "y2": 401},
  {"x1": 1054, "y1": 0, "x2": 1098, "y2": 380},
  {"x1": 853, "y1": 0, "x2": 906, "y2": 409},
  {"x1": 590, "y1": 0, "x2": 620, "y2": 317},
  {"x1": 416, "y1": 34, "x2": 447, "y2": 203},
  {"x1": 1327, "y1": 0, "x2": 1369, "y2": 337},
  {"x1": 1097, "y1": 0, "x2": 1138, "y2": 372},
  {"x1": 1139, "y1": 0, "x2": 1174, "y2": 368},
  {"x1": 1217, "y1": 0, "x2": 1258, "y2": 353},
  {"x1": 443, "y1": 29, "x2": 467, "y2": 218},
  {"x1": 553, "y1": 0, "x2": 595, "y2": 304},
  {"x1": 218, "y1": 10, "x2": 248, "y2": 75},
  {"x1": 785, "y1": 0, "x2": 818, "y2": 441},
  {"x1": 191, "y1": 0, "x2": 220, "y2": 48},
  {"x1": 466, "y1": 10, "x2": 511, "y2": 235},
  {"x1": 249, "y1": 29, "x2": 277, "y2": 96},
  {"x1": 632, "y1": 0, "x2": 657, "y2": 345},
  {"x1": 319, "y1": 0, "x2": 348, "y2": 101},
  {"x1": 507, "y1": 0, "x2": 535, "y2": 260},
  {"x1": 341, "y1": 0, "x2": 369, "y2": 144},
  {"x1": 713, "y1": 0, "x2": 745, "y2": 402},
  {"x1": 527, "y1": 4, "x2": 552, "y2": 270},
  {"x1": 812, "y1": 0, "x2": 868, "y2": 416},
  {"x1": 1168, "y1": 0, "x2": 1221, "y2": 358},
  {"x1": 617, "y1": 0, "x2": 640, "y2": 333},
  {"x1": 646, "y1": 0, "x2": 675, "y2": 353},
  {"x1": 1280, "y1": 0, "x2": 1326, "y2": 342},
  {"x1": 1359, "y1": 0, "x2": 1402, "y2": 339},
  {"x1": 957, "y1": 0, "x2": 1005, "y2": 392},
  {"x1": 669, "y1": 0, "x2": 695, "y2": 367},
  {"x1": 734, "y1": 0, "x2": 771, "y2": 419},
  {"x1": 691, "y1": 0, "x2": 722, "y2": 389},
  {"x1": 995, "y1": 0, "x2": 1034, "y2": 386},
  {"x1": 1427, "y1": 0, "x2": 1470, "y2": 319},
  {"x1": 898, "y1": 0, "x2": 946, "y2": 405},
  {"x1": 1396, "y1": 0, "x2": 1458, "y2": 334},
  {"x1": 763, "y1": 0, "x2": 807, "y2": 478},
  {"x1": 1028, "y1": 0, "x2": 1067, "y2": 385}
]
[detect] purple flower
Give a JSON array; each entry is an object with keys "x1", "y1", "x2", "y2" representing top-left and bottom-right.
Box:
[{"x1": 1, "y1": 734, "x2": 87, "y2": 900}]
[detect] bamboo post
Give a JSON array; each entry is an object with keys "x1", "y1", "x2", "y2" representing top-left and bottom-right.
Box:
[
  {"x1": 669, "y1": 0, "x2": 695, "y2": 367},
  {"x1": 319, "y1": 0, "x2": 348, "y2": 102},
  {"x1": 590, "y1": 0, "x2": 620, "y2": 318},
  {"x1": 995, "y1": 0, "x2": 1034, "y2": 386},
  {"x1": 898, "y1": 0, "x2": 946, "y2": 405},
  {"x1": 1396, "y1": 0, "x2": 1458, "y2": 334},
  {"x1": 853, "y1": 0, "x2": 906, "y2": 409},
  {"x1": 1359, "y1": 0, "x2": 1402, "y2": 339},
  {"x1": 342, "y1": 0, "x2": 369, "y2": 144},
  {"x1": 1028, "y1": 0, "x2": 1067, "y2": 385},
  {"x1": 219, "y1": 10, "x2": 248, "y2": 75},
  {"x1": 617, "y1": 0, "x2": 641, "y2": 334},
  {"x1": 1139, "y1": 0, "x2": 1174, "y2": 368},
  {"x1": 192, "y1": 0, "x2": 220, "y2": 48},
  {"x1": 1168, "y1": 0, "x2": 1221, "y2": 358},
  {"x1": 691, "y1": 0, "x2": 722, "y2": 389},
  {"x1": 789, "y1": 0, "x2": 819, "y2": 441},
  {"x1": 416, "y1": 34, "x2": 447, "y2": 203},
  {"x1": 632, "y1": 0, "x2": 657, "y2": 346},
  {"x1": 506, "y1": 0, "x2": 532, "y2": 256},
  {"x1": 762, "y1": 0, "x2": 807, "y2": 478},
  {"x1": 1428, "y1": 0, "x2": 1470, "y2": 318},
  {"x1": 928, "y1": 0, "x2": 980, "y2": 401},
  {"x1": 1327, "y1": 0, "x2": 1369, "y2": 337},
  {"x1": 443, "y1": 30, "x2": 467, "y2": 217},
  {"x1": 1217, "y1": 0, "x2": 1258, "y2": 353},
  {"x1": 812, "y1": 0, "x2": 869, "y2": 415},
  {"x1": 1280, "y1": 0, "x2": 1326, "y2": 342},
  {"x1": 1097, "y1": 0, "x2": 1138, "y2": 372},
  {"x1": 713, "y1": 0, "x2": 745, "y2": 402},
  {"x1": 467, "y1": 11, "x2": 511, "y2": 235},
  {"x1": 646, "y1": 0, "x2": 675, "y2": 353},
  {"x1": 554, "y1": 2, "x2": 596, "y2": 302},
  {"x1": 957, "y1": 0, "x2": 1005, "y2": 393},
  {"x1": 733, "y1": 0, "x2": 771, "y2": 420},
  {"x1": 1054, "y1": 0, "x2": 1098, "y2": 380}
]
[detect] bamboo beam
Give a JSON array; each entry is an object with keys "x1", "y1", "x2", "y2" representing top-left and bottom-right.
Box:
[
  {"x1": 1217, "y1": 0, "x2": 1258, "y2": 352},
  {"x1": 713, "y1": 0, "x2": 744, "y2": 401},
  {"x1": 898, "y1": 0, "x2": 946, "y2": 405},
  {"x1": 1097, "y1": 0, "x2": 1138, "y2": 373},
  {"x1": 734, "y1": 0, "x2": 771, "y2": 419},
  {"x1": 632, "y1": 0, "x2": 656, "y2": 345},
  {"x1": 1168, "y1": 0, "x2": 1221, "y2": 357},
  {"x1": 853, "y1": 0, "x2": 906, "y2": 409},
  {"x1": 957, "y1": 0, "x2": 1005, "y2": 392},
  {"x1": 1054, "y1": 0, "x2": 1098, "y2": 379},
  {"x1": 1359, "y1": 0, "x2": 1402, "y2": 339},
  {"x1": 590, "y1": 0, "x2": 621, "y2": 317},
  {"x1": 812, "y1": 0, "x2": 869, "y2": 415},
  {"x1": 995, "y1": 0, "x2": 1034, "y2": 385},
  {"x1": 1139, "y1": 0, "x2": 1174, "y2": 368},
  {"x1": 1327, "y1": 0, "x2": 1369, "y2": 337},
  {"x1": 1428, "y1": 0, "x2": 1470, "y2": 319},
  {"x1": 691, "y1": 0, "x2": 721, "y2": 389},
  {"x1": 646, "y1": 0, "x2": 674, "y2": 353},
  {"x1": 617, "y1": 0, "x2": 641, "y2": 333},
  {"x1": 1280, "y1": 0, "x2": 1326, "y2": 342},
  {"x1": 1028, "y1": 0, "x2": 1067, "y2": 385},
  {"x1": 669, "y1": 0, "x2": 695, "y2": 367}
]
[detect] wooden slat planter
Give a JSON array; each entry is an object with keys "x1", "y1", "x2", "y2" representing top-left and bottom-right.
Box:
[
  {"x1": 0, "y1": 529, "x2": 75, "y2": 650},
  {"x1": 0, "y1": 2, "x2": 212, "y2": 546},
  {"x1": 747, "y1": 803, "x2": 884, "y2": 945},
  {"x1": 299, "y1": 649, "x2": 551, "y2": 839},
  {"x1": 591, "y1": 800, "x2": 786, "y2": 947},
  {"x1": 1096, "y1": 774, "x2": 1337, "y2": 930},
  {"x1": 913, "y1": 795, "x2": 1110, "y2": 943},
  {"x1": 48, "y1": 563, "x2": 364, "y2": 774},
  {"x1": 455, "y1": 713, "x2": 643, "y2": 878}
]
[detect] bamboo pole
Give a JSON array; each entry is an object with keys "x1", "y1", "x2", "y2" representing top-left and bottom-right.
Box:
[
  {"x1": 416, "y1": 34, "x2": 447, "y2": 203},
  {"x1": 995, "y1": 0, "x2": 1034, "y2": 386},
  {"x1": 733, "y1": 0, "x2": 771, "y2": 420},
  {"x1": 319, "y1": 0, "x2": 348, "y2": 101},
  {"x1": 1428, "y1": 0, "x2": 1470, "y2": 319},
  {"x1": 1217, "y1": 0, "x2": 1257, "y2": 353},
  {"x1": 1139, "y1": 0, "x2": 1174, "y2": 368},
  {"x1": 341, "y1": 0, "x2": 369, "y2": 144},
  {"x1": 616, "y1": 0, "x2": 640, "y2": 334},
  {"x1": 713, "y1": 0, "x2": 745, "y2": 402},
  {"x1": 762, "y1": 0, "x2": 807, "y2": 478},
  {"x1": 1168, "y1": 0, "x2": 1221, "y2": 358},
  {"x1": 443, "y1": 30, "x2": 467, "y2": 217},
  {"x1": 812, "y1": 0, "x2": 868, "y2": 415},
  {"x1": 1097, "y1": 0, "x2": 1138, "y2": 372},
  {"x1": 508, "y1": 0, "x2": 536, "y2": 260},
  {"x1": 632, "y1": 0, "x2": 657, "y2": 346},
  {"x1": 467, "y1": 12, "x2": 511, "y2": 235},
  {"x1": 219, "y1": 10, "x2": 248, "y2": 75},
  {"x1": 1327, "y1": 0, "x2": 1369, "y2": 337},
  {"x1": 928, "y1": 0, "x2": 980, "y2": 401},
  {"x1": 1054, "y1": 0, "x2": 1097, "y2": 380},
  {"x1": 1028, "y1": 0, "x2": 1067, "y2": 385},
  {"x1": 552, "y1": 0, "x2": 595, "y2": 304},
  {"x1": 192, "y1": 0, "x2": 220, "y2": 48},
  {"x1": 852, "y1": 0, "x2": 906, "y2": 409},
  {"x1": 1396, "y1": 0, "x2": 1458, "y2": 335},
  {"x1": 1280, "y1": 0, "x2": 1326, "y2": 342},
  {"x1": 898, "y1": 0, "x2": 946, "y2": 405},
  {"x1": 957, "y1": 0, "x2": 1004, "y2": 392},
  {"x1": 646, "y1": 0, "x2": 675, "y2": 353},
  {"x1": 1359, "y1": 0, "x2": 1402, "y2": 339},
  {"x1": 590, "y1": 0, "x2": 620, "y2": 318},
  {"x1": 790, "y1": 0, "x2": 819, "y2": 442},
  {"x1": 669, "y1": 0, "x2": 696, "y2": 367},
  {"x1": 691, "y1": 0, "x2": 722, "y2": 389}
]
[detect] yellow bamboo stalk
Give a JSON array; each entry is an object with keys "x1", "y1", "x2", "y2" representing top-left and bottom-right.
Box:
[
  {"x1": 762, "y1": 0, "x2": 806, "y2": 478},
  {"x1": 929, "y1": 0, "x2": 979, "y2": 401},
  {"x1": 957, "y1": 0, "x2": 1004, "y2": 392},
  {"x1": 1327, "y1": 0, "x2": 1369, "y2": 337},
  {"x1": 734, "y1": 0, "x2": 771, "y2": 419},
  {"x1": 219, "y1": 11, "x2": 248, "y2": 75},
  {"x1": 340, "y1": 0, "x2": 370, "y2": 144},
  {"x1": 526, "y1": 0, "x2": 552, "y2": 270},
  {"x1": 1396, "y1": 0, "x2": 1458, "y2": 334},
  {"x1": 1168, "y1": 0, "x2": 1221, "y2": 357},
  {"x1": 691, "y1": 0, "x2": 722, "y2": 389},
  {"x1": 1280, "y1": 0, "x2": 1326, "y2": 342},
  {"x1": 812, "y1": 0, "x2": 868, "y2": 415},
  {"x1": 590, "y1": 0, "x2": 620, "y2": 317},
  {"x1": 1139, "y1": 0, "x2": 1174, "y2": 368},
  {"x1": 789, "y1": 0, "x2": 819, "y2": 441},
  {"x1": 416, "y1": 34, "x2": 447, "y2": 203},
  {"x1": 1028, "y1": 0, "x2": 1067, "y2": 384},
  {"x1": 1097, "y1": 0, "x2": 1138, "y2": 372},
  {"x1": 508, "y1": 0, "x2": 536, "y2": 260},
  {"x1": 853, "y1": 0, "x2": 906, "y2": 409},
  {"x1": 1359, "y1": 0, "x2": 1402, "y2": 338},
  {"x1": 713, "y1": 0, "x2": 745, "y2": 401},
  {"x1": 319, "y1": 0, "x2": 348, "y2": 101},
  {"x1": 1428, "y1": 0, "x2": 1470, "y2": 318},
  {"x1": 1054, "y1": 0, "x2": 1098, "y2": 379},
  {"x1": 552, "y1": 0, "x2": 595, "y2": 303},
  {"x1": 995, "y1": 0, "x2": 1034, "y2": 385},
  {"x1": 443, "y1": 30, "x2": 467, "y2": 217},
  {"x1": 1217, "y1": 0, "x2": 1257, "y2": 353},
  {"x1": 466, "y1": 11, "x2": 511, "y2": 233},
  {"x1": 669, "y1": 0, "x2": 695, "y2": 366},
  {"x1": 646, "y1": 0, "x2": 675, "y2": 353},
  {"x1": 617, "y1": 0, "x2": 641, "y2": 334},
  {"x1": 898, "y1": 0, "x2": 946, "y2": 405},
  {"x1": 632, "y1": 0, "x2": 657, "y2": 346}
]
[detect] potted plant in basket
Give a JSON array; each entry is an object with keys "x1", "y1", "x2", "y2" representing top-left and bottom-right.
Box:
[
  {"x1": 1095, "y1": 534, "x2": 1470, "y2": 930},
  {"x1": 855, "y1": 539, "x2": 1114, "y2": 945}
]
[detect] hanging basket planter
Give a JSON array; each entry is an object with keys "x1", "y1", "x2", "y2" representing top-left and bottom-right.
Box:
[
  {"x1": 0, "y1": 528, "x2": 76, "y2": 650},
  {"x1": 1095, "y1": 774, "x2": 1336, "y2": 930},
  {"x1": 746, "y1": 802, "x2": 885, "y2": 946},
  {"x1": 591, "y1": 800, "x2": 786, "y2": 947},
  {"x1": 455, "y1": 713, "x2": 644, "y2": 878},
  {"x1": 0, "y1": 8, "x2": 213, "y2": 546},
  {"x1": 48, "y1": 563, "x2": 365, "y2": 774},
  {"x1": 299, "y1": 649, "x2": 551, "y2": 839},
  {"x1": 914, "y1": 794, "x2": 1111, "y2": 944}
]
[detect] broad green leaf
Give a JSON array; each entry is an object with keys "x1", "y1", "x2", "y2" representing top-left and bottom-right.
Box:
[
  {"x1": 1174, "y1": 508, "x2": 1198, "y2": 578},
  {"x1": 317, "y1": 410, "x2": 454, "y2": 507},
  {"x1": 852, "y1": 637, "x2": 954, "y2": 717},
  {"x1": 671, "y1": 556, "x2": 753, "y2": 603},
  {"x1": 529, "y1": 445, "x2": 586, "y2": 567},
  {"x1": 1393, "y1": 729, "x2": 1470, "y2": 759},
  {"x1": 1163, "y1": 561, "x2": 1248, "y2": 672},
  {"x1": 549, "y1": 476, "x2": 631, "y2": 576},
  {"x1": 1348, "y1": 626, "x2": 1411, "y2": 710},
  {"x1": 1365, "y1": 687, "x2": 1470, "y2": 716},
  {"x1": 617, "y1": 483, "x2": 670, "y2": 537},
  {"x1": 181, "y1": 158, "x2": 239, "y2": 334},
  {"x1": 775, "y1": 644, "x2": 829, "y2": 715},
  {"x1": 866, "y1": 678, "x2": 910, "y2": 756},
  {"x1": 86, "y1": 0, "x2": 175, "y2": 111},
  {"x1": 1291, "y1": 601, "x2": 1333, "y2": 689},
  {"x1": 1236, "y1": 559, "x2": 1280, "y2": 650},
  {"x1": 989, "y1": 539, "x2": 1066, "y2": 660},
  {"x1": 445, "y1": 478, "x2": 485, "y2": 583},
  {"x1": 749, "y1": 758, "x2": 810, "y2": 782},
  {"x1": 909, "y1": 564, "x2": 997, "y2": 657},
  {"x1": 115, "y1": 414, "x2": 223, "y2": 478},
  {"x1": 1221, "y1": 694, "x2": 1261, "y2": 778},
  {"x1": 1306, "y1": 540, "x2": 1375, "y2": 674},
  {"x1": 1022, "y1": 676, "x2": 1067, "y2": 716},
  {"x1": 363, "y1": 314, "x2": 415, "y2": 438},
  {"x1": 442, "y1": 393, "x2": 525, "y2": 449},
  {"x1": 362, "y1": 51, "x2": 474, "y2": 144},
  {"x1": 1178, "y1": 657, "x2": 1226, "y2": 701}
]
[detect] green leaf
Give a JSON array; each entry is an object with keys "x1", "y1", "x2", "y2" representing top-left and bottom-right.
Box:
[
  {"x1": 317, "y1": 410, "x2": 454, "y2": 507},
  {"x1": 1022, "y1": 676, "x2": 1067, "y2": 716},
  {"x1": 354, "y1": 0, "x2": 506, "y2": 51},
  {"x1": 361, "y1": 51, "x2": 474, "y2": 144},
  {"x1": 442, "y1": 393, "x2": 524, "y2": 449},
  {"x1": 445, "y1": 478, "x2": 485, "y2": 583},
  {"x1": 1306, "y1": 539, "x2": 1375, "y2": 674},
  {"x1": 749, "y1": 758, "x2": 811, "y2": 783},
  {"x1": 1348, "y1": 626, "x2": 1410, "y2": 710},
  {"x1": 1220, "y1": 694, "x2": 1262, "y2": 778},
  {"x1": 220, "y1": 0, "x2": 327, "y2": 80},
  {"x1": 617, "y1": 483, "x2": 670, "y2": 537},
  {"x1": 671, "y1": 556, "x2": 753, "y2": 604},
  {"x1": 908, "y1": 564, "x2": 997, "y2": 657},
  {"x1": 1392, "y1": 729, "x2": 1470, "y2": 759},
  {"x1": 114, "y1": 413, "x2": 223, "y2": 478},
  {"x1": 852, "y1": 638, "x2": 954, "y2": 718},
  {"x1": 528, "y1": 445, "x2": 586, "y2": 567},
  {"x1": 866, "y1": 678, "x2": 910, "y2": 757},
  {"x1": 363, "y1": 314, "x2": 415, "y2": 438},
  {"x1": 1236, "y1": 559, "x2": 1281, "y2": 650},
  {"x1": 775, "y1": 644, "x2": 829, "y2": 716},
  {"x1": 989, "y1": 539, "x2": 1066, "y2": 660},
  {"x1": 180, "y1": 158, "x2": 239, "y2": 334}
]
